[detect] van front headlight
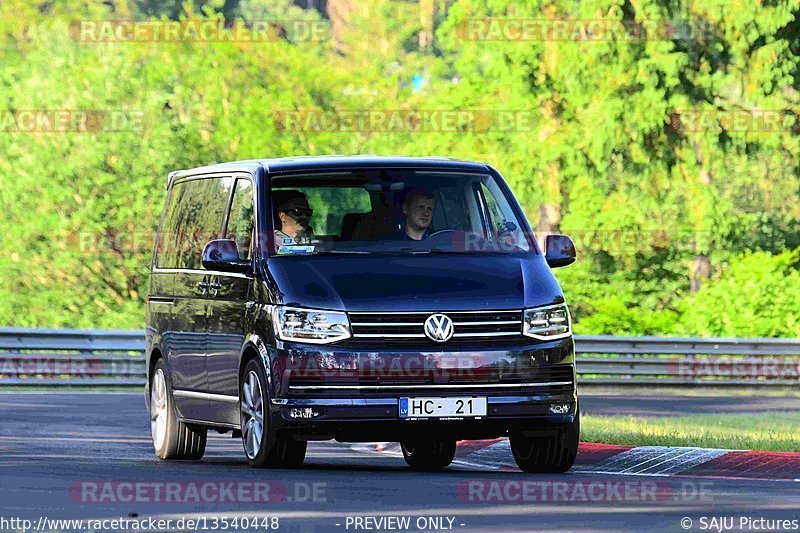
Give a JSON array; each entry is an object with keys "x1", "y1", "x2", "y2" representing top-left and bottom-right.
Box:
[
  {"x1": 522, "y1": 304, "x2": 571, "y2": 340},
  {"x1": 271, "y1": 306, "x2": 352, "y2": 344}
]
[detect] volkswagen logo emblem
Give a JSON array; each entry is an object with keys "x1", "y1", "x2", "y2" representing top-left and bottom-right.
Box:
[{"x1": 424, "y1": 314, "x2": 454, "y2": 342}]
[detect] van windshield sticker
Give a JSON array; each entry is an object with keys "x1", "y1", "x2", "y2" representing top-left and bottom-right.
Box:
[{"x1": 278, "y1": 245, "x2": 315, "y2": 255}]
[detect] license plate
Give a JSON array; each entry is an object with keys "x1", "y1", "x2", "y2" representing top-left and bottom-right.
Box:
[{"x1": 399, "y1": 397, "x2": 487, "y2": 419}]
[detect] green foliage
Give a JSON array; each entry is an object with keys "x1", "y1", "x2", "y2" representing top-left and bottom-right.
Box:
[
  {"x1": 564, "y1": 250, "x2": 800, "y2": 338},
  {"x1": 0, "y1": 0, "x2": 798, "y2": 335},
  {"x1": 676, "y1": 250, "x2": 800, "y2": 337}
]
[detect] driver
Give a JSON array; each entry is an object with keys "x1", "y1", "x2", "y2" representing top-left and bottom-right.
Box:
[
  {"x1": 393, "y1": 188, "x2": 435, "y2": 241},
  {"x1": 273, "y1": 190, "x2": 314, "y2": 250}
]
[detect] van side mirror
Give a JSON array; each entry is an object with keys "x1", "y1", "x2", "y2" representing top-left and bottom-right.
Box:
[
  {"x1": 544, "y1": 234, "x2": 576, "y2": 268},
  {"x1": 202, "y1": 239, "x2": 251, "y2": 273}
]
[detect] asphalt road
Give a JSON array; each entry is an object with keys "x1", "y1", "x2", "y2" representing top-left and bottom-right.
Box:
[
  {"x1": 0, "y1": 393, "x2": 798, "y2": 533},
  {"x1": 579, "y1": 391, "x2": 800, "y2": 417}
]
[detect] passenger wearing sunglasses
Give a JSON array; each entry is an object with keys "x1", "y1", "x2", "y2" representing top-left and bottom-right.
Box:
[{"x1": 273, "y1": 190, "x2": 315, "y2": 250}]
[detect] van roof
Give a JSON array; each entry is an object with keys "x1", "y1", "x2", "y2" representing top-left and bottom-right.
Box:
[{"x1": 168, "y1": 155, "x2": 492, "y2": 183}]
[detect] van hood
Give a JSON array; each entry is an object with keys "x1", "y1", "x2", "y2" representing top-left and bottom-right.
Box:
[{"x1": 265, "y1": 254, "x2": 564, "y2": 311}]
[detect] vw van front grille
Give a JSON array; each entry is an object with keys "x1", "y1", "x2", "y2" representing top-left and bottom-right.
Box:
[
  {"x1": 348, "y1": 309, "x2": 523, "y2": 344},
  {"x1": 286, "y1": 364, "x2": 576, "y2": 395}
]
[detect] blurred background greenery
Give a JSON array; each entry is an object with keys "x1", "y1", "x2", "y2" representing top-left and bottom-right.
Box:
[{"x1": 0, "y1": 0, "x2": 798, "y2": 335}]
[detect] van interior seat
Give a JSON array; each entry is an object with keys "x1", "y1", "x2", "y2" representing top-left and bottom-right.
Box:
[
  {"x1": 351, "y1": 209, "x2": 401, "y2": 240},
  {"x1": 340, "y1": 213, "x2": 367, "y2": 241}
]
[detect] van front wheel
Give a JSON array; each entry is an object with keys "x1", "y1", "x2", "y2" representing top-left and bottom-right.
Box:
[
  {"x1": 240, "y1": 359, "x2": 307, "y2": 468},
  {"x1": 400, "y1": 439, "x2": 456, "y2": 471},
  {"x1": 509, "y1": 409, "x2": 580, "y2": 473}
]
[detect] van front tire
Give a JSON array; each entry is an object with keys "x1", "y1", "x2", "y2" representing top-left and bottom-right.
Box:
[
  {"x1": 400, "y1": 439, "x2": 457, "y2": 471},
  {"x1": 509, "y1": 409, "x2": 580, "y2": 474},
  {"x1": 240, "y1": 358, "x2": 307, "y2": 468},
  {"x1": 150, "y1": 359, "x2": 207, "y2": 460}
]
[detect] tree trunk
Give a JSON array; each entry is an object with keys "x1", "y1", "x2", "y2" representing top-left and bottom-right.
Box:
[
  {"x1": 690, "y1": 141, "x2": 713, "y2": 292},
  {"x1": 326, "y1": 0, "x2": 355, "y2": 44},
  {"x1": 537, "y1": 161, "x2": 562, "y2": 250},
  {"x1": 537, "y1": 203, "x2": 561, "y2": 236},
  {"x1": 690, "y1": 254, "x2": 711, "y2": 292},
  {"x1": 418, "y1": 0, "x2": 435, "y2": 49},
  {"x1": 536, "y1": 161, "x2": 562, "y2": 237}
]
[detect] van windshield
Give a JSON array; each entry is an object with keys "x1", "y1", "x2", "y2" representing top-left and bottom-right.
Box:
[{"x1": 268, "y1": 170, "x2": 533, "y2": 256}]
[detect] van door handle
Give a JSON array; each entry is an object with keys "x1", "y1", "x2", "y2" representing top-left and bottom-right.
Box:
[
  {"x1": 209, "y1": 281, "x2": 222, "y2": 296},
  {"x1": 197, "y1": 280, "x2": 209, "y2": 295}
]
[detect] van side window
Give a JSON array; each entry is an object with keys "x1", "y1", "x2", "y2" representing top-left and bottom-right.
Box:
[
  {"x1": 480, "y1": 183, "x2": 504, "y2": 232},
  {"x1": 174, "y1": 177, "x2": 230, "y2": 270},
  {"x1": 432, "y1": 184, "x2": 470, "y2": 232},
  {"x1": 480, "y1": 181, "x2": 531, "y2": 251},
  {"x1": 225, "y1": 178, "x2": 254, "y2": 260},
  {"x1": 156, "y1": 181, "x2": 185, "y2": 268}
]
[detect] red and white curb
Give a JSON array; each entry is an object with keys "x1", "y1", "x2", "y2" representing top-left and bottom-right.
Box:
[{"x1": 355, "y1": 440, "x2": 800, "y2": 481}]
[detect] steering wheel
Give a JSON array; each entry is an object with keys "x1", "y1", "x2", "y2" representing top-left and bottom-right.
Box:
[{"x1": 426, "y1": 228, "x2": 457, "y2": 240}]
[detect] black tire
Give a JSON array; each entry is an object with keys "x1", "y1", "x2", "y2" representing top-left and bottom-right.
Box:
[
  {"x1": 510, "y1": 408, "x2": 580, "y2": 473},
  {"x1": 240, "y1": 358, "x2": 307, "y2": 468},
  {"x1": 150, "y1": 359, "x2": 207, "y2": 460},
  {"x1": 270, "y1": 435, "x2": 308, "y2": 468},
  {"x1": 400, "y1": 439, "x2": 457, "y2": 471}
]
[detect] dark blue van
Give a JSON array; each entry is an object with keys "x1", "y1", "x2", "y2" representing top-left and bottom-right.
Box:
[{"x1": 145, "y1": 156, "x2": 578, "y2": 472}]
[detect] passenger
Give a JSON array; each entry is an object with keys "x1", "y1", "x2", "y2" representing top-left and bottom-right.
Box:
[
  {"x1": 273, "y1": 190, "x2": 314, "y2": 250},
  {"x1": 392, "y1": 188, "x2": 435, "y2": 241}
]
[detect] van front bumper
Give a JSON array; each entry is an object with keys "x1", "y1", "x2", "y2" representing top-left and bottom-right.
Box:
[
  {"x1": 267, "y1": 336, "x2": 577, "y2": 441},
  {"x1": 270, "y1": 392, "x2": 576, "y2": 441}
]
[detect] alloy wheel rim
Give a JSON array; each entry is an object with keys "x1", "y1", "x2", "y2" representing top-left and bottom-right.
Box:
[
  {"x1": 240, "y1": 370, "x2": 264, "y2": 460},
  {"x1": 150, "y1": 369, "x2": 168, "y2": 450}
]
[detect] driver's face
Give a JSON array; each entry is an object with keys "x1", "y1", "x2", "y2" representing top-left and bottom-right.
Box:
[
  {"x1": 404, "y1": 197, "x2": 435, "y2": 231},
  {"x1": 279, "y1": 199, "x2": 312, "y2": 236}
]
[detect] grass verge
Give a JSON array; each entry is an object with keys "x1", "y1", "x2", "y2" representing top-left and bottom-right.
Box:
[{"x1": 582, "y1": 412, "x2": 800, "y2": 452}]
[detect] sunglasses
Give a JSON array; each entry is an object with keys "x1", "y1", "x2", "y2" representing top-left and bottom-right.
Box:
[{"x1": 284, "y1": 207, "x2": 313, "y2": 218}]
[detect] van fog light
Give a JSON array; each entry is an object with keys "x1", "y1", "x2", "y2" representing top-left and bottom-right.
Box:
[
  {"x1": 288, "y1": 407, "x2": 320, "y2": 419},
  {"x1": 549, "y1": 404, "x2": 570, "y2": 415}
]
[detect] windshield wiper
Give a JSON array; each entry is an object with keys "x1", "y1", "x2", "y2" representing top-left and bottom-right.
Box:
[
  {"x1": 312, "y1": 248, "x2": 453, "y2": 256},
  {"x1": 408, "y1": 248, "x2": 449, "y2": 254},
  {"x1": 313, "y1": 250, "x2": 371, "y2": 255}
]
